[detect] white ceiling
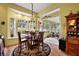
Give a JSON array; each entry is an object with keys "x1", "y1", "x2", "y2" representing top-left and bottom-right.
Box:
[
  {"x1": 44, "y1": 16, "x2": 60, "y2": 23},
  {"x1": 15, "y1": 3, "x2": 52, "y2": 13}
]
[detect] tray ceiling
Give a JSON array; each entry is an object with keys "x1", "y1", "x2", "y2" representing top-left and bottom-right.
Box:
[{"x1": 15, "y1": 3, "x2": 52, "y2": 13}]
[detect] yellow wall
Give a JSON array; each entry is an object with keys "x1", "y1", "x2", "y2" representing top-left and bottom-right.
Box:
[
  {"x1": 1, "y1": 3, "x2": 79, "y2": 46},
  {"x1": 0, "y1": 4, "x2": 38, "y2": 47},
  {"x1": 38, "y1": 3, "x2": 79, "y2": 38},
  {"x1": 0, "y1": 5, "x2": 8, "y2": 46}
]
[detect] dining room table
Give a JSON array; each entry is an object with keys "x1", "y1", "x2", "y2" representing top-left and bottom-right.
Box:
[{"x1": 12, "y1": 31, "x2": 51, "y2": 56}]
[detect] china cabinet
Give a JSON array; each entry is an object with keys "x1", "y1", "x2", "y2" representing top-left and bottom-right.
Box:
[{"x1": 65, "y1": 11, "x2": 79, "y2": 56}]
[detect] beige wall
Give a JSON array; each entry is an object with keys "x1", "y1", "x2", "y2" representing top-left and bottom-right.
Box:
[
  {"x1": 1, "y1": 3, "x2": 79, "y2": 46},
  {"x1": 38, "y1": 3, "x2": 79, "y2": 38},
  {"x1": 0, "y1": 4, "x2": 38, "y2": 47},
  {"x1": 0, "y1": 5, "x2": 8, "y2": 46}
]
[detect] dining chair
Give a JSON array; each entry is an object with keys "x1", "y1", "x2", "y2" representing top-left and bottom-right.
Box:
[
  {"x1": 38, "y1": 32, "x2": 44, "y2": 51},
  {"x1": 27, "y1": 32, "x2": 39, "y2": 51},
  {"x1": 17, "y1": 32, "x2": 28, "y2": 55},
  {"x1": 0, "y1": 34, "x2": 5, "y2": 56}
]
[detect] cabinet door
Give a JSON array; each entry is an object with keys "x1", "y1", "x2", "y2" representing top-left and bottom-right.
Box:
[
  {"x1": 77, "y1": 46, "x2": 79, "y2": 56},
  {"x1": 68, "y1": 48, "x2": 77, "y2": 56},
  {"x1": 68, "y1": 44, "x2": 77, "y2": 56}
]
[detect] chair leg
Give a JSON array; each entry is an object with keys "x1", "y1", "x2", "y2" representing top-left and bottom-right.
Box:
[
  {"x1": 38, "y1": 45, "x2": 39, "y2": 54},
  {"x1": 18, "y1": 44, "x2": 22, "y2": 56},
  {"x1": 25, "y1": 42, "x2": 27, "y2": 48},
  {"x1": 20, "y1": 46, "x2": 21, "y2": 55},
  {"x1": 2, "y1": 49, "x2": 4, "y2": 56},
  {"x1": 42, "y1": 43, "x2": 43, "y2": 51}
]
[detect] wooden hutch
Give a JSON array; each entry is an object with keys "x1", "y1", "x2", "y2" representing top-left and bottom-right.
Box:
[{"x1": 65, "y1": 11, "x2": 79, "y2": 56}]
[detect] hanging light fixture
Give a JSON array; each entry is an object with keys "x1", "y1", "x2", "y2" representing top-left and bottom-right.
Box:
[
  {"x1": 31, "y1": 3, "x2": 35, "y2": 31},
  {"x1": 31, "y1": 3, "x2": 33, "y2": 20}
]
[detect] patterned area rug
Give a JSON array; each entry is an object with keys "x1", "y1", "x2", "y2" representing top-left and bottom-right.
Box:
[
  {"x1": 12, "y1": 43, "x2": 51, "y2": 56},
  {"x1": 4, "y1": 37, "x2": 67, "y2": 56}
]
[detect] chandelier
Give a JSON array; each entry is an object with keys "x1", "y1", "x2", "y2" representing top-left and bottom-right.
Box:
[
  {"x1": 30, "y1": 3, "x2": 35, "y2": 31},
  {"x1": 31, "y1": 3, "x2": 33, "y2": 20}
]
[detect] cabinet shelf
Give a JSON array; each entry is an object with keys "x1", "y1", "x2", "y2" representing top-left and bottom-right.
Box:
[
  {"x1": 65, "y1": 11, "x2": 79, "y2": 56},
  {"x1": 67, "y1": 29, "x2": 76, "y2": 32}
]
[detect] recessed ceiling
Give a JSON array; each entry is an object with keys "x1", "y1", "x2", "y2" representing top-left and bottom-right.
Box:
[{"x1": 15, "y1": 3, "x2": 52, "y2": 13}]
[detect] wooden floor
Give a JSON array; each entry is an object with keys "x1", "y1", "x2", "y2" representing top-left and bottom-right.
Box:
[
  {"x1": 4, "y1": 44, "x2": 67, "y2": 56},
  {"x1": 3, "y1": 37, "x2": 67, "y2": 56}
]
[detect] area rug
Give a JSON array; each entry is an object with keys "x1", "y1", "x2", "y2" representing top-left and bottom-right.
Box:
[{"x1": 12, "y1": 43, "x2": 51, "y2": 56}]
